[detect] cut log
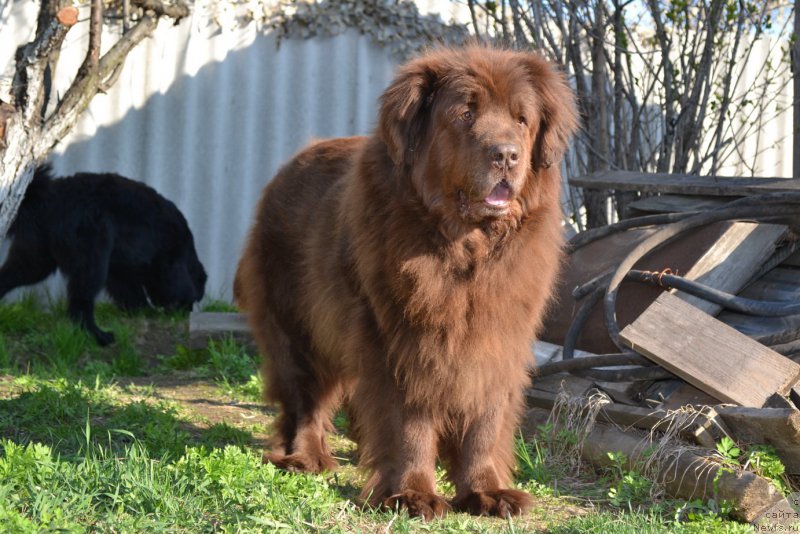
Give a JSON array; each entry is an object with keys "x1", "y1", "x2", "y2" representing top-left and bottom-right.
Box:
[
  {"x1": 522, "y1": 407, "x2": 785, "y2": 523},
  {"x1": 620, "y1": 292, "x2": 800, "y2": 408},
  {"x1": 56, "y1": 6, "x2": 79, "y2": 26}
]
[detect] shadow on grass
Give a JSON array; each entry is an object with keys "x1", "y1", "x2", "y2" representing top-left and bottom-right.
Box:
[
  {"x1": 0, "y1": 296, "x2": 190, "y2": 378},
  {"x1": 0, "y1": 380, "x2": 258, "y2": 460}
]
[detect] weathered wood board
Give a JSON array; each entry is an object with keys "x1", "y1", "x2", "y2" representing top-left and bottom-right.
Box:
[
  {"x1": 526, "y1": 388, "x2": 726, "y2": 448},
  {"x1": 628, "y1": 194, "x2": 731, "y2": 214},
  {"x1": 570, "y1": 170, "x2": 800, "y2": 196},
  {"x1": 670, "y1": 222, "x2": 786, "y2": 316},
  {"x1": 189, "y1": 311, "x2": 253, "y2": 350},
  {"x1": 619, "y1": 292, "x2": 800, "y2": 407}
]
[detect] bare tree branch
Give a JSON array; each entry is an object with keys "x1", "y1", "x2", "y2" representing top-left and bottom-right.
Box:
[
  {"x1": 0, "y1": 0, "x2": 189, "y2": 238},
  {"x1": 11, "y1": 6, "x2": 78, "y2": 125}
]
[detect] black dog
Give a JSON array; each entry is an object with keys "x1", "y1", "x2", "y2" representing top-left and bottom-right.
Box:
[{"x1": 0, "y1": 165, "x2": 206, "y2": 345}]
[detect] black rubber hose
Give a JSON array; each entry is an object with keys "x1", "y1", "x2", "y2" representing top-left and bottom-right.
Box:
[
  {"x1": 555, "y1": 193, "x2": 800, "y2": 380},
  {"x1": 571, "y1": 366, "x2": 674, "y2": 382},
  {"x1": 566, "y1": 211, "x2": 702, "y2": 253},
  {"x1": 626, "y1": 269, "x2": 800, "y2": 316},
  {"x1": 555, "y1": 284, "x2": 669, "y2": 381},
  {"x1": 572, "y1": 270, "x2": 613, "y2": 300},
  {"x1": 562, "y1": 287, "x2": 604, "y2": 360},
  {"x1": 603, "y1": 202, "x2": 800, "y2": 350}
]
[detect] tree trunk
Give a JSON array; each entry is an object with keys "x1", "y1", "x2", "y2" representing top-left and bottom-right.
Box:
[
  {"x1": 585, "y1": 2, "x2": 610, "y2": 228},
  {"x1": 0, "y1": 0, "x2": 189, "y2": 239}
]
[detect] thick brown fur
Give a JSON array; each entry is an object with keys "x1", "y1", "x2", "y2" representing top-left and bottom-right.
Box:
[{"x1": 235, "y1": 46, "x2": 578, "y2": 519}]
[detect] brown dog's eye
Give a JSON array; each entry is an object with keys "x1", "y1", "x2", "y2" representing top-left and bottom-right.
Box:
[
  {"x1": 518, "y1": 115, "x2": 527, "y2": 126},
  {"x1": 459, "y1": 110, "x2": 474, "y2": 123}
]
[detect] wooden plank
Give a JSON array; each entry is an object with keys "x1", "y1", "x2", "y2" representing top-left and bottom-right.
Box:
[
  {"x1": 628, "y1": 194, "x2": 731, "y2": 214},
  {"x1": 670, "y1": 222, "x2": 786, "y2": 316},
  {"x1": 619, "y1": 292, "x2": 800, "y2": 407},
  {"x1": 188, "y1": 311, "x2": 253, "y2": 350},
  {"x1": 529, "y1": 389, "x2": 692, "y2": 431},
  {"x1": 570, "y1": 170, "x2": 800, "y2": 196},
  {"x1": 716, "y1": 406, "x2": 800, "y2": 473}
]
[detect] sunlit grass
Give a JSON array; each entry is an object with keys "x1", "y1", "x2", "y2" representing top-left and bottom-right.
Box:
[{"x1": 0, "y1": 299, "x2": 759, "y2": 532}]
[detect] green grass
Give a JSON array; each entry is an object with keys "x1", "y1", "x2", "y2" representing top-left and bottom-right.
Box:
[
  {"x1": 200, "y1": 299, "x2": 239, "y2": 313},
  {"x1": 0, "y1": 298, "x2": 776, "y2": 532}
]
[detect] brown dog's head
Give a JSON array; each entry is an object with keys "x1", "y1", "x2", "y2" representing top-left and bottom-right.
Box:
[{"x1": 378, "y1": 46, "x2": 578, "y2": 225}]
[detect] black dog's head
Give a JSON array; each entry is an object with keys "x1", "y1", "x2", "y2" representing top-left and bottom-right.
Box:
[{"x1": 147, "y1": 243, "x2": 206, "y2": 311}]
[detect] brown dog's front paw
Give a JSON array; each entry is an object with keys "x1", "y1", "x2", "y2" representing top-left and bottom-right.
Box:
[
  {"x1": 263, "y1": 451, "x2": 338, "y2": 474},
  {"x1": 384, "y1": 490, "x2": 451, "y2": 520},
  {"x1": 453, "y1": 489, "x2": 533, "y2": 517}
]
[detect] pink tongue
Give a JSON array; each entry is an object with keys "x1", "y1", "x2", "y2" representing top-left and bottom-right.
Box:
[{"x1": 485, "y1": 182, "x2": 511, "y2": 206}]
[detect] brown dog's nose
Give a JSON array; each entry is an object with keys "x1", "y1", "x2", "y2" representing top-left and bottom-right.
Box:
[{"x1": 491, "y1": 144, "x2": 519, "y2": 169}]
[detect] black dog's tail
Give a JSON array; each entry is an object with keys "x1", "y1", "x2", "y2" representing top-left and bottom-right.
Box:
[{"x1": 8, "y1": 163, "x2": 54, "y2": 235}]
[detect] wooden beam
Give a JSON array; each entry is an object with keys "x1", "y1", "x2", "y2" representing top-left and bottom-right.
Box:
[
  {"x1": 189, "y1": 311, "x2": 253, "y2": 350},
  {"x1": 620, "y1": 292, "x2": 800, "y2": 407},
  {"x1": 628, "y1": 194, "x2": 731, "y2": 214},
  {"x1": 525, "y1": 388, "x2": 726, "y2": 447},
  {"x1": 716, "y1": 405, "x2": 800, "y2": 474},
  {"x1": 570, "y1": 170, "x2": 800, "y2": 196},
  {"x1": 522, "y1": 407, "x2": 785, "y2": 523},
  {"x1": 669, "y1": 222, "x2": 786, "y2": 316}
]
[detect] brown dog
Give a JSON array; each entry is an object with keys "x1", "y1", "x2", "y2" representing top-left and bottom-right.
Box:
[{"x1": 235, "y1": 46, "x2": 578, "y2": 519}]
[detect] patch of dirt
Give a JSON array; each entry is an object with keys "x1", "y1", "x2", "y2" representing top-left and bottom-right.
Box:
[
  {"x1": 126, "y1": 317, "x2": 188, "y2": 369},
  {"x1": 117, "y1": 376, "x2": 274, "y2": 447}
]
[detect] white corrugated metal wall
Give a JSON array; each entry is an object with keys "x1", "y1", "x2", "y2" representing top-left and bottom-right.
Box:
[
  {"x1": 0, "y1": 2, "x2": 796, "y2": 303},
  {"x1": 2, "y1": 4, "x2": 401, "y2": 302}
]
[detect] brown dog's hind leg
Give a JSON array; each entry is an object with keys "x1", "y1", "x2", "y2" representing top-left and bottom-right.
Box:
[
  {"x1": 263, "y1": 372, "x2": 341, "y2": 474},
  {"x1": 251, "y1": 309, "x2": 340, "y2": 474}
]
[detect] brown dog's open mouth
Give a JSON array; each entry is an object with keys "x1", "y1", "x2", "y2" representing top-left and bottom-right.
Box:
[{"x1": 484, "y1": 180, "x2": 511, "y2": 209}]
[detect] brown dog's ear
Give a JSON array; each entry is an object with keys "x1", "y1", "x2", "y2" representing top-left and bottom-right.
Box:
[
  {"x1": 522, "y1": 53, "x2": 579, "y2": 169},
  {"x1": 378, "y1": 57, "x2": 443, "y2": 166}
]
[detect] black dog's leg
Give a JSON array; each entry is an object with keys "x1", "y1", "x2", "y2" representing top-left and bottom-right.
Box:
[
  {"x1": 0, "y1": 238, "x2": 57, "y2": 298},
  {"x1": 65, "y1": 272, "x2": 115, "y2": 346},
  {"x1": 57, "y1": 222, "x2": 115, "y2": 346}
]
